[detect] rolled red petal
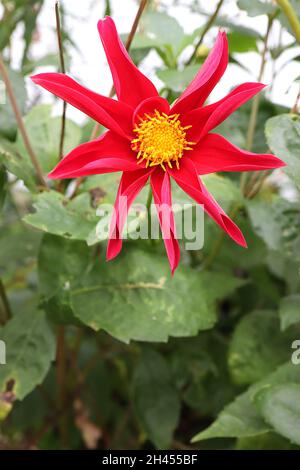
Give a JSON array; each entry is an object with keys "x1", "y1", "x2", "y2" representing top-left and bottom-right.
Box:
[
  {"x1": 182, "y1": 82, "x2": 266, "y2": 143},
  {"x1": 48, "y1": 131, "x2": 138, "y2": 179},
  {"x1": 133, "y1": 96, "x2": 170, "y2": 127},
  {"x1": 169, "y1": 159, "x2": 247, "y2": 247},
  {"x1": 172, "y1": 31, "x2": 228, "y2": 115},
  {"x1": 98, "y1": 17, "x2": 158, "y2": 108},
  {"x1": 107, "y1": 169, "x2": 152, "y2": 261},
  {"x1": 31, "y1": 73, "x2": 133, "y2": 139},
  {"x1": 192, "y1": 133, "x2": 286, "y2": 174},
  {"x1": 150, "y1": 170, "x2": 180, "y2": 274}
]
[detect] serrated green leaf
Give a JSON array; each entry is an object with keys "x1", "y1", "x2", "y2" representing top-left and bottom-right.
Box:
[
  {"x1": 236, "y1": 432, "x2": 294, "y2": 450},
  {"x1": 192, "y1": 362, "x2": 300, "y2": 442},
  {"x1": 24, "y1": 190, "x2": 98, "y2": 241},
  {"x1": 0, "y1": 138, "x2": 36, "y2": 191},
  {"x1": 253, "y1": 383, "x2": 300, "y2": 445},
  {"x1": 16, "y1": 104, "x2": 82, "y2": 173},
  {"x1": 0, "y1": 310, "x2": 55, "y2": 401},
  {"x1": 38, "y1": 234, "x2": 89, "y2": 325},
  {"x1": 265, "y1": 113, "x2": 300, "y2": 190},
  {"x1": 228, "y1": 310, "x2": 297, "y2": 385},
  {"x1": 279, "y1": 294, "x2": 300, "y2": 331},
  {"x1": 70, "y1": 248, "x2": 244, "y2": 343}
]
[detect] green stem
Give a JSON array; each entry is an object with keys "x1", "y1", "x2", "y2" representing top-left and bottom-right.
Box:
[
  {"x1": 56, "y1": 326, "x2": 68, "y2": 447},
  {"x1": 55, "y1": 2, "x2": 67, "y2": 161},
  {"x1": 203, "y1": 203, "x2": 241, "y2": 270},
  {"x1": 276, "y1": 0, "x2": 300, "y2": 43},
  {"x1": 245, "y1": 14, "x2": 273, "y2": 152},
  {"x1": 0, "y1": 54, "x2": 47, "y2": 189},
  {"x1": 186, "y1": 0, "x2": 225, "y2": 66},
  {"x1": 241, "y1": 14, "x2": 274, "y2": 195}
]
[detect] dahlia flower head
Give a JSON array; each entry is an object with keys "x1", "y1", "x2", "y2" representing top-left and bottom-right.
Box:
[{"x1": 31, "y1": 17, "x2": 285, "y2": 274}]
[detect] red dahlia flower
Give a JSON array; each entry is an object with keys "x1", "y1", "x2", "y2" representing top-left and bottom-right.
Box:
[{"x1": 31, "y1": 17, "x2": 285, "y2": 274}]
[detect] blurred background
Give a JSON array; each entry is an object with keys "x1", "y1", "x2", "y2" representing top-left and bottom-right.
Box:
[
  {"x1": 1, "y1": 0, "x2": 300, "y2": 452},
  {"x1": 3, "y1": 0, "x2": 300, "y2": 120}
]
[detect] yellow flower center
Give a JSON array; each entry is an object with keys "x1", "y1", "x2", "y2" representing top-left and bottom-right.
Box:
[{"x1": 131, "y1": 110, "x2": 195, "y2": 170}]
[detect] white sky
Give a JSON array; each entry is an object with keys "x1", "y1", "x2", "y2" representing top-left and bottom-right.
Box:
[{"x1": 7, "y1": 0, "x2": 300, "y2": 122}]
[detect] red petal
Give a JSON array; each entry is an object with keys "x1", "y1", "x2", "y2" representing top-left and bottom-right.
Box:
[
  {"x1": 107, "y1": 169, "x2": 151, "y2": 260},
  {"x1": 169, "y1": 159, "x2": 247, "y2": 247},
  {"x1": 48, "y1": 131, "x2": 138, "y2": 179},
  {"x1": 98, "y1": 17, "x2": 158, "y2": 108},
  {"x1": 31, "y1": 73, "x2": 133, "y2": 139},
  {"x1": 172, "y1": 31, "x2": 228, "y2": 115},
  {"x1": 183, "y1": 82, "x2": 266, "y2": 142},
  {"x1": 133, "y1": 96, "x2": 170, "y2": 127},
  {"x1": 150, "y1": 170, "x2": 180, "y2": 274},
  {"x1": 192, "y1": 133, "x2": 286, "y2": 174}
]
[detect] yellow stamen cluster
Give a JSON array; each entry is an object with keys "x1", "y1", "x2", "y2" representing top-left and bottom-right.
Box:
[{"x1": 131, "y1": 110, "x2": 195, "y2": 170}]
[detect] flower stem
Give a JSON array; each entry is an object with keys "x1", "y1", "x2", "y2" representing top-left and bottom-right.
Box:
[
  {"x1": 186, "y1": 0, "x2": 225, "y2": 66},
  {"x1": 0, "y1": 278, "x2": 12, "y2": 325},
  {"x1": 241, "y1": 14, "x2": 274, "y2": 195},
  {"x1": 202, "y1": 203, "x2": 241, "y2": 270},
  {"x1": 0, "y1": 54, "x2": 47, "y2": 189},
  {"x1": 245, "y1": 14, "x2": 273, "y2": 152},
  {"x1": 55, "y1": 2, "x2": 67, "y2": 160},
  {"x1": 275, "y1": 0, "x2": 300, "y2": 43},
  {"x1": 56, "y1": 325, "x2": 68, "y2": 447}
]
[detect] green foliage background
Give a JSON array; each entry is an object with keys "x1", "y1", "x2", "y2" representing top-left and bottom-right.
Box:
[{"x1": 0, "y1": 0, "x2": 300, "y2": 450}]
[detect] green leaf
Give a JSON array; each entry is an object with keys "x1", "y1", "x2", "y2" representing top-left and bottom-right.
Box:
[
  {"x1": 0, "y1": 220, "x2": 41, "y2": 282},
  {"x1": 279, "y1": 294, "x2": 300, "y2": 330},
  {"x1": 132, "y1": 348, "x2": 180, "y2": 449},
  {"x1": 132, "y1": 11, "x2": 184, "y2": 56},
  {"x1": 38, "y1": 234, "x2": 89, "y2": 325},
  {"x1": 38, "y1": 234, "x2": 90, "y2": 301},
  {"x1": 0, "y1": 310, "x2": 55, "y2": 401},
  {"x1": 247, "y1": 197, "x2": 300, "y2": 257},
  {"x1": 24, "y1": 190, "x2": 98, "y2": 241},
  {"x1": 247, "y1": 199, "x2": 282, "y2": 251},
  {"x1": 265, "y1": 113, "x2": 300, "y2": 190},
  {"x1": 216, "y1": 17, "x2": 262, "y2": 38},
  {"x1": 156, "y1": 65, "x2": 199, "y2": 92},
  {"x1": 228, "y1": 310, "x2": 297, "y2": 385},
  {"x1": 236, "y1": 432, "x2": 295, "y2": 450},
  {"x1": 71, "y1": 248, "x2": 244, "y2": 343},
  {"x1": 0, "y1": 138, "x2": 36, "y2": 191},
  {"x1": 192, "y1": 362, "x2": 300, "y2": 442},
  {"x1": 227, "y1": 31, "x2": 258, "y2": 53},
  {"x1": 237, "y1": 0, "x2": 277, "y2": 17},
  {"x1": 0, "y1": 68, "x2": 27, "y2": 140},
  {"x1": 202, "y1": 174, "x2": 242, "y2": 207},
  {"x1": 253, "y1": 384, "x2": 300, "y2": 445},
  {"x1": 16, "y1": 105, "x2": 81, "y2": 173}
]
